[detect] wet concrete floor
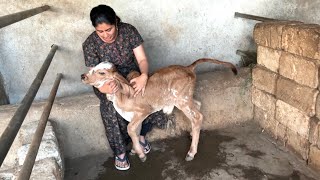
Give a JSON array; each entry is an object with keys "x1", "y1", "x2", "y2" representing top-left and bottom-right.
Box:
[{"x1": 65, "y1": 122, "x2": 320, "y2": 180}]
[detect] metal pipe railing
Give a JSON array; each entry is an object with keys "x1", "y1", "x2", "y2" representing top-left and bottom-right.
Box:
[
  {"x1": 17, "y1": 73, "x2": 63, "y2": 180},
  {"x1": 0, "y1": 5, "x2": 50, "y2": 29},
  {"x1": 234, "y1": 12, "x2": 280, "y2": 22},
  {"x1": 0, "y1": 44, "x2": 58, "y2": 166}
]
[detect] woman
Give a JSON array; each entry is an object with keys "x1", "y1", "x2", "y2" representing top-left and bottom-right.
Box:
[{"x1": 82, "y1": 4, "x2": 171, "y2": 171}]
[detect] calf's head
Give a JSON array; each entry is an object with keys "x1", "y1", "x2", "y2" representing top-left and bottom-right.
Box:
[{"x1": 81, "y1": 61, "x2": 116, "y2": 88}]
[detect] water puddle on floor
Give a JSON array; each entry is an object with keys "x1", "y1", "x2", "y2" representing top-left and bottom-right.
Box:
[{"x1": 65, "y1": 126, "x2": 319, "y2": 180}]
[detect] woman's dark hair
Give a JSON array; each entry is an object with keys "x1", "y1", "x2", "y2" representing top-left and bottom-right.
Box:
[{"x1": 90, "y1": 5, "x2": 121, "y2": 27}]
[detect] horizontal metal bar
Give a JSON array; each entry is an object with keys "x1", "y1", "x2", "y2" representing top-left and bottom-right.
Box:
[
  {"x1": 0, "y1": 44, "x2": 58, "y2": 167},
  {"x1": 0, "y1": 5, "x2": 50, "y2": 29},
  {"x1": 234, "y1": 12, "x2": 280, "y2": 22},
  {"x1": 236, "y1": 50, "x2": 247, "y2": 56},
  {"x1": 17, "y1": 73, "x2": 63, "y2": 180}
]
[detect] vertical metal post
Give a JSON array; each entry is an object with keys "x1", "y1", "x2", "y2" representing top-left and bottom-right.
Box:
[
  {"x1": 0, "y1": 5, "x2": 50, "y2": 29},
  {"x1": 0, "y1": 45, "x2": 58, "y2": 166},
  {"x1": 17, "y1": 73, "x2": 63, "y2": 180}
]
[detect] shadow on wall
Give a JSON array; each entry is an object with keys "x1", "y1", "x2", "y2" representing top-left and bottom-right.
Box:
[{"x1": 0, "y1": 72, "x2": 9, "y2": 105}]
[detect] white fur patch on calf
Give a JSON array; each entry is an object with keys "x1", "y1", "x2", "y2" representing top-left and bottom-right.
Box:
[
  {"x1": 169, "y1": 88, "x2": 178, "y2": 97},
  {"x1": 89, "y1": 61, "x2": 114, "y2": 75},
  {"x1": 94, "y1": 79, "x2": 112, "y2": 88},
  {"x1": 114, "y1": 105, "x2": 134, "y2": 122},
  {"x1": 163, "y1": 106, "x2": 174, "y2": 114},
  {"x1": 93, "y1": 61, "x2": 114, "y2": 71},
  {"x1": 112, "y1": 96, "x2": 134, "y2": 122}
]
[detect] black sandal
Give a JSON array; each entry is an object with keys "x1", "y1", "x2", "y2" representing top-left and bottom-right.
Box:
[
  {"x1": 130, "y1": 140, "x2": 152, "y2": 155},
  {"x1": 115, "y1": 155, "x2": 130, "y2": 171},
  {"x1": 140, "y1": 140, "x2": 151, "y2": 154}
]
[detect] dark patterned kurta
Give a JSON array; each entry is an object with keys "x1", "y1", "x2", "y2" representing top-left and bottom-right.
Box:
[{"x1": 83, "y1": 22, "x2": 169, "y2": 156}]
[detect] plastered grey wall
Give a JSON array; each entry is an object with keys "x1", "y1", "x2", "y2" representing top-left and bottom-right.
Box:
[{"x1": 0, "y1": 0, "x2": 319, "y2": 104}]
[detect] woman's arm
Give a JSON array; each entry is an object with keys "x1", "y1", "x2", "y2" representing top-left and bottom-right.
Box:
[
  {"x1": 133, "y1": 44, "x2": 148, "y2": 76},
  {"x1": 131, "y1": 44, "x2": 149, "y2": 97}
]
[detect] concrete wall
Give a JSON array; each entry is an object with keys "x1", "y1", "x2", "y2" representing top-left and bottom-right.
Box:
[{"x1": 0, "y1": 0, "x2": 319, "y2": 104}]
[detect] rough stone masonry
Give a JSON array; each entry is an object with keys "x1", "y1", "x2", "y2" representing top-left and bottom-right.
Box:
[{"x1": 252, "y1": 20, "x2": 320, "y2": 171}]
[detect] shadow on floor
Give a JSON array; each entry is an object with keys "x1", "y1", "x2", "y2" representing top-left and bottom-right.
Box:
[{"x1": 65, "y1": 122, "x2": 320, "y2": 180}]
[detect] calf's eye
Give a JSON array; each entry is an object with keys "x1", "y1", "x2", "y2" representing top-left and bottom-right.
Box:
[{"x1": 98, "y1": 72, "x2": 105, "y2": 75}]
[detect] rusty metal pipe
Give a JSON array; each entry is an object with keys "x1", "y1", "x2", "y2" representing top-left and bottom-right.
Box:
[
  {"x1": 0, "y1": 5, "x2": 50, "y2": 29},
  {"x1": 234, "y1": 12, "x2": 280, "y2": 22},
  {"x1": 17, "y1": 73, "x2": 63, "y2": 180},
  {"x1": 0, "y1": 44, "x2": 58, "y2": 166}
]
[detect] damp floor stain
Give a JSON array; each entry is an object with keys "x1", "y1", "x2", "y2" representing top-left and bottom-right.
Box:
[
  {"x1": 65, "y1": 123, "x2": 320, "y2": 180},
  {"x1": 95, "y1": 131, "x2": 234, "y2": 180}
]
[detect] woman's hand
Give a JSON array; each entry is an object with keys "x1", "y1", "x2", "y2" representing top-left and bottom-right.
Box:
[
  {"x1": 130, "y1": 73, "x2": 148, "y2": 97},
  {"x1": 98, "y1": 80, "x2": 119, "y2": 94}
]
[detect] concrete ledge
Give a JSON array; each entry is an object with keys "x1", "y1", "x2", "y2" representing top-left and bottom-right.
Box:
[
  {"x1": 0, "y1": 158, "x2": 62, "y2": 180},
  {"x1": 0, "y1": 121, "x2": 63, "y2": 180}
]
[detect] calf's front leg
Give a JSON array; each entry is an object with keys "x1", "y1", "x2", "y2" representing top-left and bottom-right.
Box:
[{"x1": 127, "y1": 115, "x2": 146, "y2": 162}]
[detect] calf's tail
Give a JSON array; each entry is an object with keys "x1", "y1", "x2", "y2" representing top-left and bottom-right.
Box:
[{"x1": 187, "y1": 58, "x2": 237, "y2": 75}]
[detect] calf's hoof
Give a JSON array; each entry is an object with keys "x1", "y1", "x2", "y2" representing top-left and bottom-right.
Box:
[
  {"x1": 185, "y1": 153, "x2": 194, "y2": 161},
  {"x1": 139, "y1": 155, "x2": 147, "y2": 162}
]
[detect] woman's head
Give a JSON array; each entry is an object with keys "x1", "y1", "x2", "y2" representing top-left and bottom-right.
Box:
[
  {"x1": 90, "y1": 5, "x2": 121, "y2": 27},
  {"x1": 90, "y1": 5, "x2": 121, "y2": 43}
]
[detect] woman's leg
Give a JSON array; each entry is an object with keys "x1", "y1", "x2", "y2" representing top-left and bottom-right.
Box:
[
  {"x1": 140, "y1": 121, "x2": 152, "y2": 136},
  {"x1": 100, "y1": 99, "x2": 129, "y2": 156},
  {"x1": 138, "y1": 111, "x2": 173, "y2": 148},
  {"x1": 144, "y1": 110, "x2": 172, "y2": 130},
  {"x1": 100, "y1": 100, "x2": 131, "y2": 170},
  {"x1": 130, "y1": 111, "x2": 170, "y2": 154},
  {"x1": 93, "y1": 87, "x2": 131, "y2": 170},
  {"x1": 94, "y1": 87, "x2": 130, "y2": 156}
]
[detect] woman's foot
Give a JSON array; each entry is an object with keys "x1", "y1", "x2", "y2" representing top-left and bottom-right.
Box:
[
  {"x1": 140, "y1": 140, "x2": 151, "y2": 154},
  {"x1": 139, "y1": 136, "x2": 151, "y2": 154},
  {"x1": 115, "y1": 153, "x2": 130, "y2": 171},
  {"x1": 130, "y1": 139, "x2": 151, "y2": 155}
]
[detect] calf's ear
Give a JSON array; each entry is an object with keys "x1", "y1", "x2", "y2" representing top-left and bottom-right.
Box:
[{"x1": 106, "y1": 65, "x2": 117, "y2": 73}]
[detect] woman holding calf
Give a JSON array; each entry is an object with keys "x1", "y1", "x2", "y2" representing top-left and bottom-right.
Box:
[{"x1": 82, "y1": 4, "x2": 172, "y2": 170}]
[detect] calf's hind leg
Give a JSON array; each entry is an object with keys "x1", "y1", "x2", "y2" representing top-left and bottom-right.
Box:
[{"x1": 177, "y1": 100, "x2": 203, "y2": 161}]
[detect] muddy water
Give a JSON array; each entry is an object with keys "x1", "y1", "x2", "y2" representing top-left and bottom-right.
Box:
[
  {"x1": 65, "y1": 128, "x2": 319, "y2": 180},
  {"x1": 95, "y1": 131, "x2": 233, "y2": 180}
]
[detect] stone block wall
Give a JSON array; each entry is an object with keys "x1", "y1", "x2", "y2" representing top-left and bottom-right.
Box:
[{"x1": 252, "y1": 21, "x2": 320, "y2": 171}]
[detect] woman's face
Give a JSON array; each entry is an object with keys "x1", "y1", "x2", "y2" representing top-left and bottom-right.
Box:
[{"x1": 95, "y1": 23, "x2": 117, "y2": 43}]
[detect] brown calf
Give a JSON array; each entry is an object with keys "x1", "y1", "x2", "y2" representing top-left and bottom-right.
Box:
[{"x1": 81, "y1": 58, "x2": 237, "y2": 162}]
